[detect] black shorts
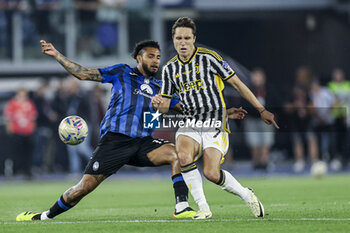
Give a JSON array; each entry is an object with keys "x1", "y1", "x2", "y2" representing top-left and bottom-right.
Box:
[{"x1": 84, "y1": 132, "x2": 170, "y2": 176}]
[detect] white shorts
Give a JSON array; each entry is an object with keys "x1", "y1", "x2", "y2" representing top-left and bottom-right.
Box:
[{"x1": 176, "y1": 127, "x2": 229, "y2": 163}]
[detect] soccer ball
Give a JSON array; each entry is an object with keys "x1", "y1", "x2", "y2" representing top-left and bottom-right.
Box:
[
  {"x1": 310, "y1": 161, "x2": 328, "y2": 178},
  {"x1": 58, "y1": 116, "x2": 88, "y2": 145}
]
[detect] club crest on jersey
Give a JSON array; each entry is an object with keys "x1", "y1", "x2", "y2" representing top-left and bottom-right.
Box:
[
  {"x1": 179, "y1": 79, "x2": 204, "y2": 93},
  {"x1": 195, "y1": 63, "x2": 200, "y2": 74},
  {"x1": 93, "y1": 161, "x2": 99, "y2": 171}
]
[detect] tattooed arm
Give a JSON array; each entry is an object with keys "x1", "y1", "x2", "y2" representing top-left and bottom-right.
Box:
[{"x1": 40, "y1": 40, "x2": 103, "y2": 82}]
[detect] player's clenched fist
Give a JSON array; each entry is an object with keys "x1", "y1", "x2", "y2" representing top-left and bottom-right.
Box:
[
  {"x1": 151, "y1": 94, "x2": 163, "y2": 109},
  {"x1": 40, "y1": 40, "x2": 58, "y2": 58}
]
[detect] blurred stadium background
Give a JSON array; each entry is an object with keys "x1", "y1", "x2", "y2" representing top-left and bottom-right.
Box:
[{"x1": 1, "y1": 0, "x2": 350, "y2": 180}]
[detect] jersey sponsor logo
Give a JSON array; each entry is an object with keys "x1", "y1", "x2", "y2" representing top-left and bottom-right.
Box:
[
  {"x1": 133, "y1": 80, "x2": 154, "y2": 99},
  {"x1": 140, "y1": 79, "x2": 153, "y2": 95},
  {"x1": 133, "y1": 89, "x2": 153, "y2": 99},
  {"x1": 140, "y1": 83, "x2": 153, "y2": 95},
  {"x1": 179, "y1": 79, "x2": 204, "y2": 93}
]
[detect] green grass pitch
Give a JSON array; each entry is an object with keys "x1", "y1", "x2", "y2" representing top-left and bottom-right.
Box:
[{"x1": 1, "y1": 174, "x2": 350, "y2": 233}]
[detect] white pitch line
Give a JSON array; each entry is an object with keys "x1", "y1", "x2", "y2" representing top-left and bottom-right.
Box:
[
  {"x1": 2, "y1": 218, "x2": 350, "y2": 225},
  {"x1": 269, "y1": 204, "x2": 289, "y2": 207}
]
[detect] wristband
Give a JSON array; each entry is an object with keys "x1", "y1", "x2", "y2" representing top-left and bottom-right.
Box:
[{"x1": 259, "y1": 108, "x2": 266, "y2": 114}]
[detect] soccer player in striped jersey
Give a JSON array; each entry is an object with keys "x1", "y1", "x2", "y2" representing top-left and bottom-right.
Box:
[
  {"x1": 155, "y1": 17, "x2": 279, "y2": 219},
  {"x1": 16, "y1": 40, "x2": 197, "y2": 221}
]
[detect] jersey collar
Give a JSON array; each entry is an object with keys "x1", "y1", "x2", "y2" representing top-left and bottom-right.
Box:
[
  {"x1": 132, "y1": 67, "x2": 155, "y2": 81},
  {"x1": 177, "y1": 47, "x2": 198, "y2": 65}
]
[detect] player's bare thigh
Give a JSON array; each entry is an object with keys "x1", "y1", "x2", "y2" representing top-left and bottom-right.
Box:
[
  {"x1": 176, "y1": 135, "x2": 200, "y2": 165},
  {"x1": 147, "y1": 143, "x2": 181, "y2": 175},
  {"x1": 202, "y1": 147, "x2": 222, "y2": 183},
  {"x1": 146, "y1": 143, "x2": 177, "y2": 166}
]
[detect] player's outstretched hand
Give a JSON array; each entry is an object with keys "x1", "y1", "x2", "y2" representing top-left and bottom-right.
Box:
[
  {"x1": 40, "y1": 40, "x2": 58, "y2": 58},
  {"x1": 227, "y1": 107, "x2": 248, "y2": 120},
  {"x1": 151, "y1": 94, "x2": 163, "y2": 109},
  {"x1": 260, "y1": 109, "x2": 279, "y2": 129}
]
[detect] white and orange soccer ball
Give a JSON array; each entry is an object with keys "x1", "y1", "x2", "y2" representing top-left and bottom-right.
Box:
[{"x1": 58, "y1": 116, "x2": 88, "y2": 145}]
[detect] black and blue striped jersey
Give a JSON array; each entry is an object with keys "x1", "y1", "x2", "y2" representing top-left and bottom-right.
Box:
[{"x1": 98, "y1": 64, "x2": 179, "y2": 138}]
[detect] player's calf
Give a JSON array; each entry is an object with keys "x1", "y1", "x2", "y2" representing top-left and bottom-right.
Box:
[
  {"x1": 203, "y1": 168, "x2": 221, "y2": 184},
  {"x1": 16, "y1": 174, "x2": 104, "y2": 221}
]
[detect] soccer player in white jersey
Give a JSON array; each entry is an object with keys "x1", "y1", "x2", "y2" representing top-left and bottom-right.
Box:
[{"x1": 154, "y1": 17, "x2": 279, "y2": 219}]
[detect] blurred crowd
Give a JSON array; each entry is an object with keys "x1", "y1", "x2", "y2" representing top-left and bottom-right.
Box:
[
  {"x1": 0, "y1": 0, "x2": 127, "y2": 59},
  {"x1": 223, "y1": 66, "x2": 350, "y2": 174},
  {"x1": 244, "y1": 66, "x2": 350, "y2": 173},
  {"x1": 0, "y1": 77, "x2": 106, "y2": 178},
  {"x1": 1, "y1": 66, "x2": 349, "y2": 179}
]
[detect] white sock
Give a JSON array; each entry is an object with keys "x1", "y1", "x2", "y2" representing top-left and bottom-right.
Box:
[
  {"x1": 40, "y1": 211, "x2": 52, "y2": 220},
  {"x1": 219, "y1": 170, "x2": 250, "y2": 202},
  {"x1": 182, "y1": 168, "x2": 210, "y2": 210},
  {"x1": 175, "y1": 201, "x2": 189, "y2": 213}
]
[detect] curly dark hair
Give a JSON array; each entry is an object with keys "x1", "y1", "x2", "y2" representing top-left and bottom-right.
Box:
[
  {"x1": 132, "y1": 40, "x2": 160, "y2": 60},
  {"x1": 172, "y1": 17, "x2": 196, "y2": 37}
]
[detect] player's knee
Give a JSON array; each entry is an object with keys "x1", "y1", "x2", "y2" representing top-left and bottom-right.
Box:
[
  {"x1": 166, "y1": 149, "x2": 178, "y2": 164},
  {"x1": 177, "y1": 151, "x2": 192, "y2": 166},
  {"x1": 203, "y1": 168, "x2": 220, "y2": 183}
]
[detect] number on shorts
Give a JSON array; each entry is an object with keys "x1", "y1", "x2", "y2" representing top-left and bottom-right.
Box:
[
  {"x1": 152, "y1": 139, "x2": 168, "y2": 144},
  {"x1": 214, "y1": 128, "x2": 221, "y2": 138}
]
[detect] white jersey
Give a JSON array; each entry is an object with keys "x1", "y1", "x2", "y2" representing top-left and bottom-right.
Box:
[{"x1": 161, "y1": 47, "x2": 235, "y2": 132}]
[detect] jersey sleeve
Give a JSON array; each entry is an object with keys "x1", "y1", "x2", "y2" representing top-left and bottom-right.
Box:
[
  {"x1": 169, "y1": 93, "x2": 181, "y2": 109},
  {"x1": 98, "y1": 64, "x2": 125, "y2": 84},
  {"x1": 160, "y1": 65, "x2": 175, "y2": 99},
  {"x1": 209, "y1": 52, "x2": 235, "y2": 81}
]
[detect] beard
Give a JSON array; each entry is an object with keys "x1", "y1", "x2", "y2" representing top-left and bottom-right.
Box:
[{"x1": 142, "y1": 63, "x2": 157, "y2": 77}]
